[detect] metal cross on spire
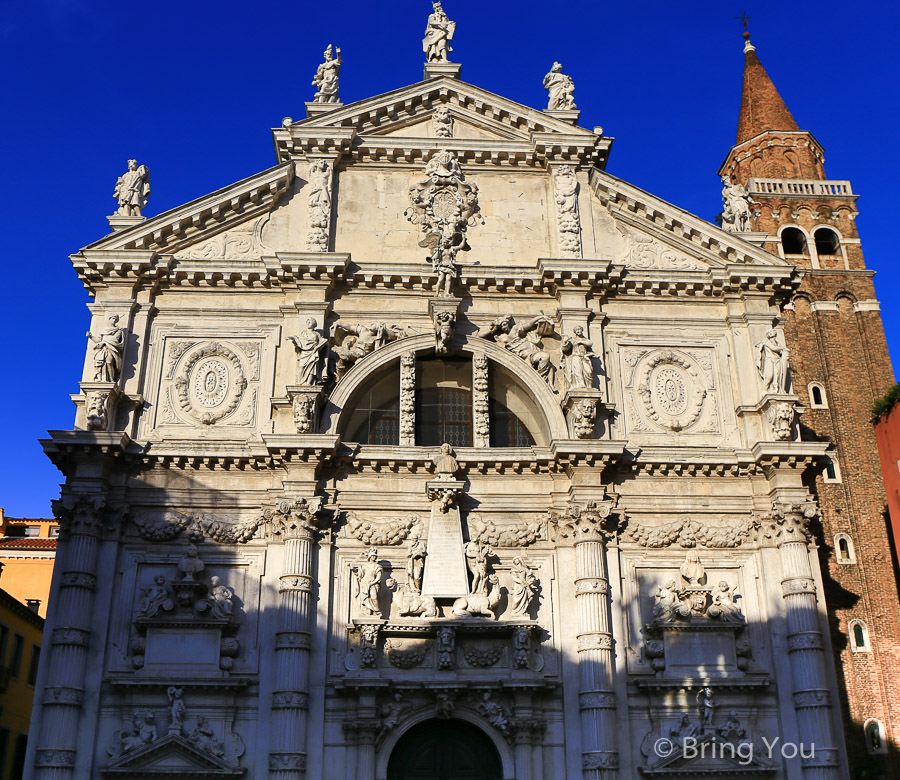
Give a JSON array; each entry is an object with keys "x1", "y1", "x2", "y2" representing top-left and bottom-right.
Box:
[{"x1": 734, "y1": 10, "x2": 752, "y2": 37}]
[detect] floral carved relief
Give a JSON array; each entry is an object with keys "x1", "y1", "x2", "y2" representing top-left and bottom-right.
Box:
[{"x1": 625, "y1": 348, "x2": 716, "y2": 434}]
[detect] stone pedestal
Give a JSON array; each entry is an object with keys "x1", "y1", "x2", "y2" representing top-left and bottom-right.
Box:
[
  {"x1": 286, "y1": 385, "x2": 325, "y2": 434},
  {"x1": 304, "y1": 101, "x2": 342, "y2": 118},
  {"x1": 428, "y1": 297, "x2": 461, "y2": 354},
  {"x1": 106, "y1": 215, "x2": 145, "y2": 232},
  {"x1": 424, "y1": 62, "x2": 461, "y2": 80},
  {"x1": 737, "y1": 393, "x2": 801, "y2": 443},
  {"x1": 563, "y1": 389, "x2": 609, "y2": 439},
  {"x1": 77, "y1": 382, "x2": 123, "y2": 432},
  {"x1": 733, "y1": 231, "x2": 770, "y2": 246},
  {"x1": 544, "y1": 109, "x2": 580, "y2": 126}
]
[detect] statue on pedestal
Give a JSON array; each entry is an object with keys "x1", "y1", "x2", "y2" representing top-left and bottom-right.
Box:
[
  {"x1": 87, "y1": 314, "x2": 127, "y2": 383},
  {"x1": 312, "y1": 45, "x2": 342, "y2": 103},
  {"x1": 423, "y1": 2, "x2": 456, "y2": 62},
  {"x1": 561, "y1": 326, "x2": 596, "y2": 389},
  {"x1": 756, "y1": 329, "x2": 790, "y2": 393},
  {"x1": 543, "y1": 62, "x2": 576, "y2": 110},
  {"x1": 113, "y1": 159, "x2": 150, "y2": 217},
  {"x1": 289, "y1": 318, "x2": 327, "y2": 386}
]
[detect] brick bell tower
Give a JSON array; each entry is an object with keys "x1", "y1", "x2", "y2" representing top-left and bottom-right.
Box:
[{"x1": 720, "y1": 28, "x2": 900, "y2": 776}]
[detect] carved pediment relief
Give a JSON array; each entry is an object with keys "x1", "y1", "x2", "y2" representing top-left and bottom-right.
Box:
[
  {"x1": 102, "y1": 734, "x2": 245, "y2": 777},
  {"x1": 174, "y1": 214, "x2": 273, "y2": 261},
  {"x1": 366, "y1": 110, "x2": 521, "y2": 142}
]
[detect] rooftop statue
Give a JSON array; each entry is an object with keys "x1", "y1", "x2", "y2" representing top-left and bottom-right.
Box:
[
  {"x1": 543, "y1": 62, "x2": 576, "y2": 110},
  {"x1": 423, "y1": 2, "x2": 456, "y2": 62},
  {"x1": 113, "y1": 159, "x2": 150, "y2": 217},
  {"x1": 312, "y1": 44, "x2": 342, "y2": 103}
]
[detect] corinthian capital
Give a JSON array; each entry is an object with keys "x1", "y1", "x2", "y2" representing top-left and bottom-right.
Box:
[
  {"x1": 549, "y1": 498, "x2": 618, "y2": 544},
  {"x1": 261, "y1": 497, "x2": 326, "y2": 540},
  {"x1": 768, "y1": 500, "x2": 818, "y2": 546}
]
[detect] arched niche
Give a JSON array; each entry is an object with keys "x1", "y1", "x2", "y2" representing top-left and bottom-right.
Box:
[
  {"x1": 377, "y1": 712, "x2": 514, "y2": 780},
  {"x1": 322, "y1": 334, "x2": 567, "y2": 443}
]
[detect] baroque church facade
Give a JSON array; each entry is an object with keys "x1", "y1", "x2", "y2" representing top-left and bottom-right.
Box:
[{"x1": 26, "y1": 11, "x2": 899, "y2": 780}]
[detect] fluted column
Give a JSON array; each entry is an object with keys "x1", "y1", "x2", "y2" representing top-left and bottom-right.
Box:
[
  {"x1": 32, "y1": 495, "x2": 107, "y2": 780},
  {"x1": 552, "y1": 499, "x2": 618, "y2": 779},
  {"x1": 266, "y1": 498, "x2": 323, "y2": 780},
  {"x1": 772, "y1": 502, "x2": 840, "y2": 779}
]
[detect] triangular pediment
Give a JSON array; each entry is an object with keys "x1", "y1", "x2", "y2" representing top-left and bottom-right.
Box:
[
  {"x1": 291, "y1": 76, "x2": 595, "y2": 141},
  {"x1": 79, "y1": 163, "x2": 294, "y2": 256},
  {"x1": 102, "y1": 734, "x2": 245, "y2": 777},
  {"x1": 589, "y1": 169, "x2": 794, "y2": 269},
  {"x1": 642, "y1": 733, "x2": 773, "y2": 775}
]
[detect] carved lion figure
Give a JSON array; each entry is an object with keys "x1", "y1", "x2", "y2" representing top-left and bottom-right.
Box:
[{"x1": 451, "y1": 574, "x2": 500, "y2": 618}]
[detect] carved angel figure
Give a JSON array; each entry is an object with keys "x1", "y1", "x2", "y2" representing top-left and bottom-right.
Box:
[
  {"x1": 332, "y1": 322, "x2": 405, "y2": 379},
  {"x1": 312, "y1": 45, "x2": 342, "y2": 103},
  {"x1": 207, "y1": 575, "x2": 234, "y2": 620},
  {"x1": 561, "y1": 326, "x2": 596, "y2": 390},
  {"x1": 189, "y1": 716, "x2": 224, "y2": 757},
  {"x1": 698, "y1": 687, "x2": 715, "y2": 727},
  {"x1": 121, "y1": 712, "x2": 157, "y2": 752},
  {"x1": 720, "y1": 174, "x2": 757, "y2": 233},
  {"x1": 508, "y1": 556, "x2": 538, "y2": 618},
  {"x1": 652, "y1": 579, "x2": 680, "y2": 622},
  {"x1": 423, "y1": 1, "x2": 455, "y2": 62},
  {"x1": 716, "y1": 710, "x2": 747, "y2": 741},
  {"x1": 113, "y1": 159, "x2": 150, "y2": 217},
  {"x1": 477, "y1": 314, "x2": 555, "y2": 384},
  {"x1": 669, "y1": 713, "x2": 698, "y2": 746},
  {"x1": 167, "y1": 687, "x2": 185, "y2": 733},
  {"x1": 434, "y1": 310, "x2": 455, "y2": 353},
  {"x1": 707, "y1": 581, "x2": 743, "y2": 622},
  {"x1": 756, "y1": 329, "x2": 790, "y2": 394},
  {"x1": 87, "y1": 314, "x2": 126, "y2": 383},
  {"x1": 136, "y1": 575, "x2": 174, "y2": 618},
  {"x1": 352, "y1": 548, "x2": 383, "y2": 616},
  {"x1": 543, "y1": 62, "x2": 576, "y2": 110},
  {"x1": 289, "y1": 317, "x2": 328, "y2": 386}
]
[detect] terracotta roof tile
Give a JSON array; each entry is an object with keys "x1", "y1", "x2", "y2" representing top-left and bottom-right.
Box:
[{"x1": 0, "y1": 538, "x2": 58, "y2": 550}]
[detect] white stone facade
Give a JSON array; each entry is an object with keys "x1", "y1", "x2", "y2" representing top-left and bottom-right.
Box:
[{"x1": 27, "y1": 72, "x2": 848, "y2": 780}]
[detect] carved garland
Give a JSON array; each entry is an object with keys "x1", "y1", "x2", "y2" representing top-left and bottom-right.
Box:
[
  {"x1": 473, "y1": 355, "x2": 490, "y2": 448},
  {"x1": 399, "y1": 352, "x2": 416, "y2": 446},
  {"x1": 174, "y1": 342, "x2": 247, "y2": 425},
  {"x1": 625, "y1": 517, "x2": 757, "y2": 549}
]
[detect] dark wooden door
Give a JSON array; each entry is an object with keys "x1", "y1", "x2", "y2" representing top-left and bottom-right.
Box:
[{"x1": 387, "y1": 719, "x2": 502, "y2": 780}]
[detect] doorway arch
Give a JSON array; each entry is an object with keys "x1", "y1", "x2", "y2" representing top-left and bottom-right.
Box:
[{"x1": 386, "y1": 718, "x2": 503, "y2": 780}]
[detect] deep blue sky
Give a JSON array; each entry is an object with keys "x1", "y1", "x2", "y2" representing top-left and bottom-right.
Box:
[{"x1": 1, "y1": 1, "x2": 897, "y2": 517}]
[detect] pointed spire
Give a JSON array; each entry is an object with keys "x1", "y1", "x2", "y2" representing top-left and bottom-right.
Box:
[{"x1": 736, "y1": 32, "x2": 799, "y2": 144}]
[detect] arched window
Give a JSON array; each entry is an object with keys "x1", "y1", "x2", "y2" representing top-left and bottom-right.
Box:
[
  {"x1": 864, "y1": 719, "x2": 888, "y2": 754},
  {"x1": 781, "y1": 227, "x2": 808, "y2": 255},
  {"x1": 823, "y1": 457, "x2": 841, "y2": 483},
  {"x1": 416, "y1": 358, "x2": 473, "y2": 447},
  {"x1": 808, "y1": 382, "x2": 827, "y2": 409},
  {"x1": 849, "y1": 619, "x2": 871, "y2": 653},
  {"x1": 835, "y1": 534, "x2": 855, "y2": 564},
  {"x1": 343, "y1": 354, "x2": 541, "y2": 447},
  {"x1": 489, "y1": 397, "x2": 535, "y2": 447},
  {"x1": 814, "y1": 227, "x2": 841, "y2": 256},
  {"x1": 346, "y1": 366, "x2": 400, "y2": 445}
]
